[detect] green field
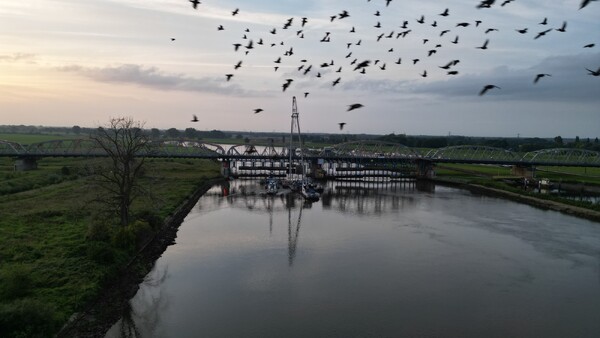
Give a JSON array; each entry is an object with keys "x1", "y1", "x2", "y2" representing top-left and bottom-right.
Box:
[
  {"x1": 0, "y1": 156, "x2": 221, "y2": 337},
  {"x1": 0, "y1": 133, "x2": 80, "y2": 145}
]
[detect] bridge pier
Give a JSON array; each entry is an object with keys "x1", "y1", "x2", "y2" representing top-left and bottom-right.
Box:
[
  {"x1": 511, "y1": 165, "x2": 535, "y2": 178},
  {"x1": 14, "y1": 157, "x2": 38, "y2": 171},
  {"x1": 416, "y1": 160, "x2": 435, "y2": 179},
  {"x1": 221, "y1": 159, "x2": 231, "y2": 178}
]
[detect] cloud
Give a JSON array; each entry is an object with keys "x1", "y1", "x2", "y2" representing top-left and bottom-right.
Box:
[
  {"x1": 409, "y1": 52, "x2": 600, "y2": 102},
  {"x1": 58, "y1": 63, "x2": 260, "y2": 97},
  {"x1": 0, "y1": 53, "x2": 36, "y2": 62}
]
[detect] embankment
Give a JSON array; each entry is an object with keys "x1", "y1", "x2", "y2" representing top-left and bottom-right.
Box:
[{"x1": 57, "y1": 178, "x2": 224, "y2": 338}]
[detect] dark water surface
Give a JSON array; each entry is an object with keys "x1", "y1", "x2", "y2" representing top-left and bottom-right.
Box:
[{"x1": 106, "y1": 181, "x2": 600, "y2": 338}]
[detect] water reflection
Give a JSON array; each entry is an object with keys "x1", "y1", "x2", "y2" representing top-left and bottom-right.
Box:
[
  {"x1": 106, "y1": 180, "x2": 600, "y2": 338},
  {"x1": 106, "y1": 267, "x2": 170, "y2": 338}
]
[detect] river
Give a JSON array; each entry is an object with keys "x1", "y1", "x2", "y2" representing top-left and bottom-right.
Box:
[{"x1": 106, "y1": 180, "x2": 600, "y2": 338}]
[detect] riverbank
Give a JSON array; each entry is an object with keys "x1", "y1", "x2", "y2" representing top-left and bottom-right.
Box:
[
  {"x1": 57, "y1": 178, "x2": 224, "y2": 338},
  {"x1": 0, "y1": 157, "x2": 221, "y2": 338},
  {"x1": 433, "y1": 177, "x2": 600, "y2": 223}
]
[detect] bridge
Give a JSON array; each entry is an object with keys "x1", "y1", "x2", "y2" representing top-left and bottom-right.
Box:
[{"x1": 2, "y1": 139, "x2": 599, "y2": 178}]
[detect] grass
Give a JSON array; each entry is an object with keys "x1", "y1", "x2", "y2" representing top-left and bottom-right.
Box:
[
  {"x1": 0, "y1": 156, "x2": 220, "y2": 337},
  {"x1": 435, "y1": 163, "x2": 600, "y2": 212},
  {"x1": 0, "y1": 133, "x2": 80, "y2": 145}
]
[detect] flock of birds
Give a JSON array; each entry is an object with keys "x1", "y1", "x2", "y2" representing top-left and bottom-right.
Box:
[{"x1": 186, "y1": 0, "x2": 598, "y2": 130}]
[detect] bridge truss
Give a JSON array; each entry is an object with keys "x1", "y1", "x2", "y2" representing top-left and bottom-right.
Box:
[{"x1": 2, "y1": 139, "x2": 600, "y2": 167}]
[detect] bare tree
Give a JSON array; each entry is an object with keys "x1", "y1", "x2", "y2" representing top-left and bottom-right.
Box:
[{"x1": 90, "y1": 117, "x2": 152, "y2": 227}]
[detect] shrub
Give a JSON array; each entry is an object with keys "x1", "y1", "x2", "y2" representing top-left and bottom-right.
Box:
[
  {"x1": 0, "y1": 298, "x2": 62, "y2": 338},
  {"x1": 86, "y1": 242, "x2": 115, "y2": 265},
  {"x1": 0, "y1": 265, "x2": 33, "y2": 301}
]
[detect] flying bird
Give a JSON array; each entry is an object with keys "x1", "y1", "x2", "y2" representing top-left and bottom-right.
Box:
[
  {"x1": 555, "y1": 21, "x2": 567, "y2": 32},
  {"x1": 539, "y1": 17, "x2": 547, "y2": 25},
  {"x1": 583, "y1": 43, "x2": 595, "y2": 48},
  {"x1": 439, "y1": 8, "x2": 449, "y2": 16},
  {"x1": 586, "y1": 67, "x2": 600, "y2": 76},
  {"x1": 189, "y1": 0, "x2": 200, "y2": 9},
  {"x1": 253, "y1": 108, "x2": 263, "y2": 114},
  {"x1": 476, "y1": 39, "x2": 489, "y2": 49},
  {"x1": 580, "y1": 0, "x2": 598, "y2": 9},
  {"x1": 534, "y1": 73, "x2": 551, "y2": 83},
  {"x1": 234, "y1": 61, "x2": 242, "y2": 69},
  {"x1": 516, "y1": 28, "x2": 528, "y2": 34},
  {"x1": 232, "y1": 8, "x2": 239, "y2": 16},
  {"x1": 225, "y1": 74, "x2": 233, "y2": 81},
  {"x1": 421, "y1": 70, "x2": 427, "y2": 77},
  {"x1": 347, "y1": 103, "x2": 364, "y2": 111},
  {"x1": 191, "y1": 114, "x2": 198, "y2": 122},
  {"x1": 353, "y1": 60, "x2": 370, "y2": 71},
  {"x1": 338, "y1": 122, "x2": 346, "y2": 130},
  {"x1": 479, "y1": 84, "x2": 501, "y2": 95},
  {"x1": 534, "y1": 29, "x2": 552, "y2": 39},
  {"x1": 282, "y1": 79, "x2": 293, "y2": 91}
]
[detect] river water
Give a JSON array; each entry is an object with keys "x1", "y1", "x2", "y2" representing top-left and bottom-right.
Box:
[{"x1": 106, "y1": 180, "x2": 600, "y2": 338}]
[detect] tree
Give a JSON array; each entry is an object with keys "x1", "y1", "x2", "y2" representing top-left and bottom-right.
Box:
[
  {"x1": 150, "y1": 128, "x2": 161, "y2": 139},
  {"x1": 184, "y1": 127, "x2": 198, "y2": 139},
  {"x1": 90, "y1": 117, "x2": 151, "y2": 227},
  {"x1": 72, "y1": 125, "x2": 81, "y2": 135},
  {"x1": 165, "y1": 128, "x2": 180, "y2": 139},
  {"x1": 554, "y1": 135, "x2": 563, "y2": 146}
]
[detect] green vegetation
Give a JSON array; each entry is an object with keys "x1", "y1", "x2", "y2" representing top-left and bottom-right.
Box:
[
  {"x1": 435, "y1": 163, "x2": 600, "y2": 212},
  {"x1": 0, "y1": 133, "x2": 80, "y2": 145},
  {"x1": 0, "y1": 156, "x2": 220, "y2": 337}
]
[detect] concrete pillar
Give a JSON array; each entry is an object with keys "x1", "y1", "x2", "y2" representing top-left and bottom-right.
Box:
[
  {"x1": 221, "y1": 160, "x2": 231, "y2": 178},
  {"x1": 416, "y1": 160, "x2": 435, "y2": 179},
  {"x1": 14, "y1": 157, "x2": 38, "y2": 171}
]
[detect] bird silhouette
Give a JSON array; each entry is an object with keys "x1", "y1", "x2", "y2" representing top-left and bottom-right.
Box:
[
  {"x1": 439, "y1": 8, "x2": 449, "y2": 16},
  {"x1": 232, "y1": 8, "x2": 239, "y2": 16},
  {"x1": 586, "y1": 67, "x2": 600, "y2": 76},
  {"x1": 555, "y1": 21, "x2": 567, "y2": 32},
  {"x1": 501, "y1": 0, "x2": 513, "y2": 6},
  {"x1": 282, "y1": 79, "x2": 293, "y2": 91},
  {"x1": 580, "y1": 0, "x2": 598, "y2": 9},
  {"x1": 191, "y1": 114, "x2": 198, "y2": 122},
  {"x1": 534, "y1": 74, "x2": 551, "y2": 83},
  {"x1": 451, "y1": 36, "x2": 459, "y2": 44},
  {"x1": 479, "y1": 84, "x2": 501, "y2": 95},
  {"x1": 217, "y1": 25, "x2": 224, "y2": 31},
  {"x1": 417, "y1": 15, "x2": 425, "y2": 24},
  {"x1": 254, "y1": 108, "x2": 263, "y2": 114},
  {"x1": 189, "y1": 0, "x2": 200, "y2": 10},
  {"x1": 304, "y1": 92, "x2": 309, "y2": 98},
  {"x1": 583, "y1": 43, "x2": 595, "y2": 48},
  {"x1": 476, "y1": 39, "x2": 489, "y2": 49},
  {"x1": 332, "y1": 77, "x2": 341, "y2": 86},
  {"x1": 347, "y1": 103, "x2": 364, "y2": 111},
  {"x1": 534, "y1": 29, "x2": 552, "y2": 39},
  {"x1": 516, "y1": 28, "x2": 528, "y2": 34},
  {"x1": 539, "y1": 17, "x2": 547, "y2": 25},
  {"x1": 234, "y1": 61, "x2": 242, "y2": 69},
  {"x1": 353, "y1": 60, "x2": 370, "y2": 71},
  {"x1": 421, "y1": 70, "x2": 427, "y2": 77},
  {"x1": 171, "y1": 38, "x2": 175, "y2": 41},
  {"x1": 447, "y1": 71, "x2": 459, "y2": 75},
  {"x1": 225, "y1": 74, "x2": 233, "y2": 81},
  {"x1": 338, "y1": 122, "x2": 346, "y2": 130},
  {"x1": 485, "y1": 28, "x2": 498, "y2": 34},
  {"x1": 456, "y1": 22, "x2": 470, "y2": 27}
]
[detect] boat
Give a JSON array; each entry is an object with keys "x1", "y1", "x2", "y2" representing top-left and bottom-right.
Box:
[
  {"x1": 300, "y1": 182, "x2": 320, "y2": 201},
  {"x1": 264, "y1": 175, "x2": 280, "y2": 195}
]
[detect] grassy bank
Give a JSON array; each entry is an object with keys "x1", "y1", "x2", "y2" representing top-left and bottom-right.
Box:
[
  {"x1": 0, "y1": 157, "x2": 220, "y2": 337},
  {"x1": 434, "y1": 163, "x2": 600, "y2": 213}
]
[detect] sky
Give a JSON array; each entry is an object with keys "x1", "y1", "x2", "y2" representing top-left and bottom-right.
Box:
[{"x1": 0, "y1": 0, "x2": 599, "y2": 137}]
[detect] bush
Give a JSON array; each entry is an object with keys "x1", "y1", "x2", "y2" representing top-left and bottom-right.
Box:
[
  {"x1": 0, "y1": 266, "x2": 33, "y2": 301},
  {"x1": 86, "y1": 242, "x2": 115, "y2": 265},
  {"x1": 134, "y1": 209, "x2": 163, "y2": 229},
  {"x1": 0, "y1": 298, "x2": 62, "y2": 338}
]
